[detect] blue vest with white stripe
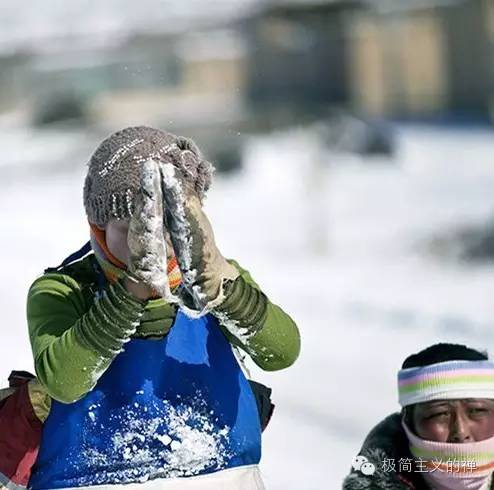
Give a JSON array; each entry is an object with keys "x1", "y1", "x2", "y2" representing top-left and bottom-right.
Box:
[{"x1": 29, "y1": 309, "x2": 262, "y2": 489}]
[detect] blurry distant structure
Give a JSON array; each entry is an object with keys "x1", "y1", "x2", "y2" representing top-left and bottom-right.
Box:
[
  {"x1": 89, "y1": 30, "x2": 248, "y2": 172},
  {"x1": 242, "y1": 0, "x2": 362, "y2": 128},
  {"x1": 240, "y1": 0, "x2": 397, "y2": 156},
  {"x1": 350, "y1": 0, "x2": 494, "y2": 120},
  {"x1": 0, "y1": 0, "x2": 493, "y2": 171},
  {"x1": 0, "y1": 28, "x2": 248, "y2": 172},
  {"x1": 319, "y1": 110, "x2": 395, "y2": 155},
  {"x1": 241, "y1": 0, "x2": 494, "y2": 125}
]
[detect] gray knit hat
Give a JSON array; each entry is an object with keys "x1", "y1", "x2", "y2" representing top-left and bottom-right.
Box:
[{"x1": 83, "y1": 126, "x2": 213, "y2": 227}]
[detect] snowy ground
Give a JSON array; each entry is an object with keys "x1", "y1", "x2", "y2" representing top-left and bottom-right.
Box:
[{"x1": 2, "y1": 123, "x2": 494, "y2": 489}]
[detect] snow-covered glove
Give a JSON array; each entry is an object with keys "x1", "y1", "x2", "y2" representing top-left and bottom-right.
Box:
[
  {"x1": 159, "y1": 162, "x2": 239, "y2": 311},
  {"x1": 126, "y1": 159, "x2": 175, "y2": 301}
]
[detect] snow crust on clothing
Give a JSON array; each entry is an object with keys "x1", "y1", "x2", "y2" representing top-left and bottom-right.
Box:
[
  {"x1": 127, "y1": 159, "x2": 177, "y2": 303},
  {"x1": 98, "y1": 138, "x2": 144, "y2": 179},
  {"x1": 159, "y1": 162, "x2": 208, "y2": 318},
  {"x1": 213, "y1": 309, "x2": 254, "y2": 345},
  {"x1": 160, "y1": 163, "x2": 196, "y2": 285},
  {"x1": 71, "y1": 393, "x2": 232, "y2": 486}
]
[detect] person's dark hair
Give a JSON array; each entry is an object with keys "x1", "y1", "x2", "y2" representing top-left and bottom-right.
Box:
[
  {"x1": 402, "y1": 343, "x2": 487, "y2": 369},
  {"x1": 402, "y1": 343, "x2": 488, "y2": 429}
]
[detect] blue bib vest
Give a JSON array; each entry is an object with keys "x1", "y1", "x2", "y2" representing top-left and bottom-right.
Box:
[{"x1": 29, "y1": 301, "x2": 262, "y2": 488}]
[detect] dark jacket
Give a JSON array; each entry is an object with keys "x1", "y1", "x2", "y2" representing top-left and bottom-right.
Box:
[{"x1": 343, "y1": 413, "x2": 428, "y2": 490}]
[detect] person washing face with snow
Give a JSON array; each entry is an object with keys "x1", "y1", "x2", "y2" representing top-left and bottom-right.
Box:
[
  {"x1": 26, "y1": 126, "x2": 300, "y2": 489},
  {"x1": 344, "y1": 343, "x2": 494, "y2": 490}
]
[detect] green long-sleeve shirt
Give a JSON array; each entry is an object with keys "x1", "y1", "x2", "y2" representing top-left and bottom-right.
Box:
[{"x1": 27, "y1": 254, "x2": 300, "y2": 403}]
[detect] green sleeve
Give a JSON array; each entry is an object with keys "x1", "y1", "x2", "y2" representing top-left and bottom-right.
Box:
[
  {"x1": 214, "y1": 260, "x2": 301, "y2": 371},
  {"x1": 27, "y1": 273, "x2": 145, "y2": 404}
]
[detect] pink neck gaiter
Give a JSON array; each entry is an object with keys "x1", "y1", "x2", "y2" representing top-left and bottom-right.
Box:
[{"x1": 402, "y1": 421, "x2": 494, "y2": 490}]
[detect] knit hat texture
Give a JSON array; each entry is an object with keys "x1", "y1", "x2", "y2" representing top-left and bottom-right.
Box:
[{"x1": 83, "y1": 126, "x2": 213, "y2": 227}]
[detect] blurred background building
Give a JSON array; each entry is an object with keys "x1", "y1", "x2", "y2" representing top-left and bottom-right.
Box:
[
  {"x1": 2, "y1": 1, "x2": 494, "y2": 123},
  {"x1": 2, "y1": 0, "x2": 493, "y2": 170},
  {"x1": 1, "y1": 0, "x2": 494, "y2": 161},
  {"x1": 351, "y1": 0, "x2": 494, "y2": 119},
  {"x1": 2, "y1": 1, "x2": 494, "y2": 489}
]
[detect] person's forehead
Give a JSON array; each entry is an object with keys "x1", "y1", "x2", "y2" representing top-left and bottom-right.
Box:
[{"x1": 417, "y1": 399, "x2": 494, "y2": 409}]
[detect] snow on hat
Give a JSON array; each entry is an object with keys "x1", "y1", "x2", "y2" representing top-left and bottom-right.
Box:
[{"x1": 83, "y1": 126, "x2": 213, "y2": 227}]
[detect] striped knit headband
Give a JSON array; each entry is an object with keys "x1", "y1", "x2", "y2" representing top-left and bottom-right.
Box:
[{"x1": 398, "y1": 360, "x2": 494, "y2": 407}]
